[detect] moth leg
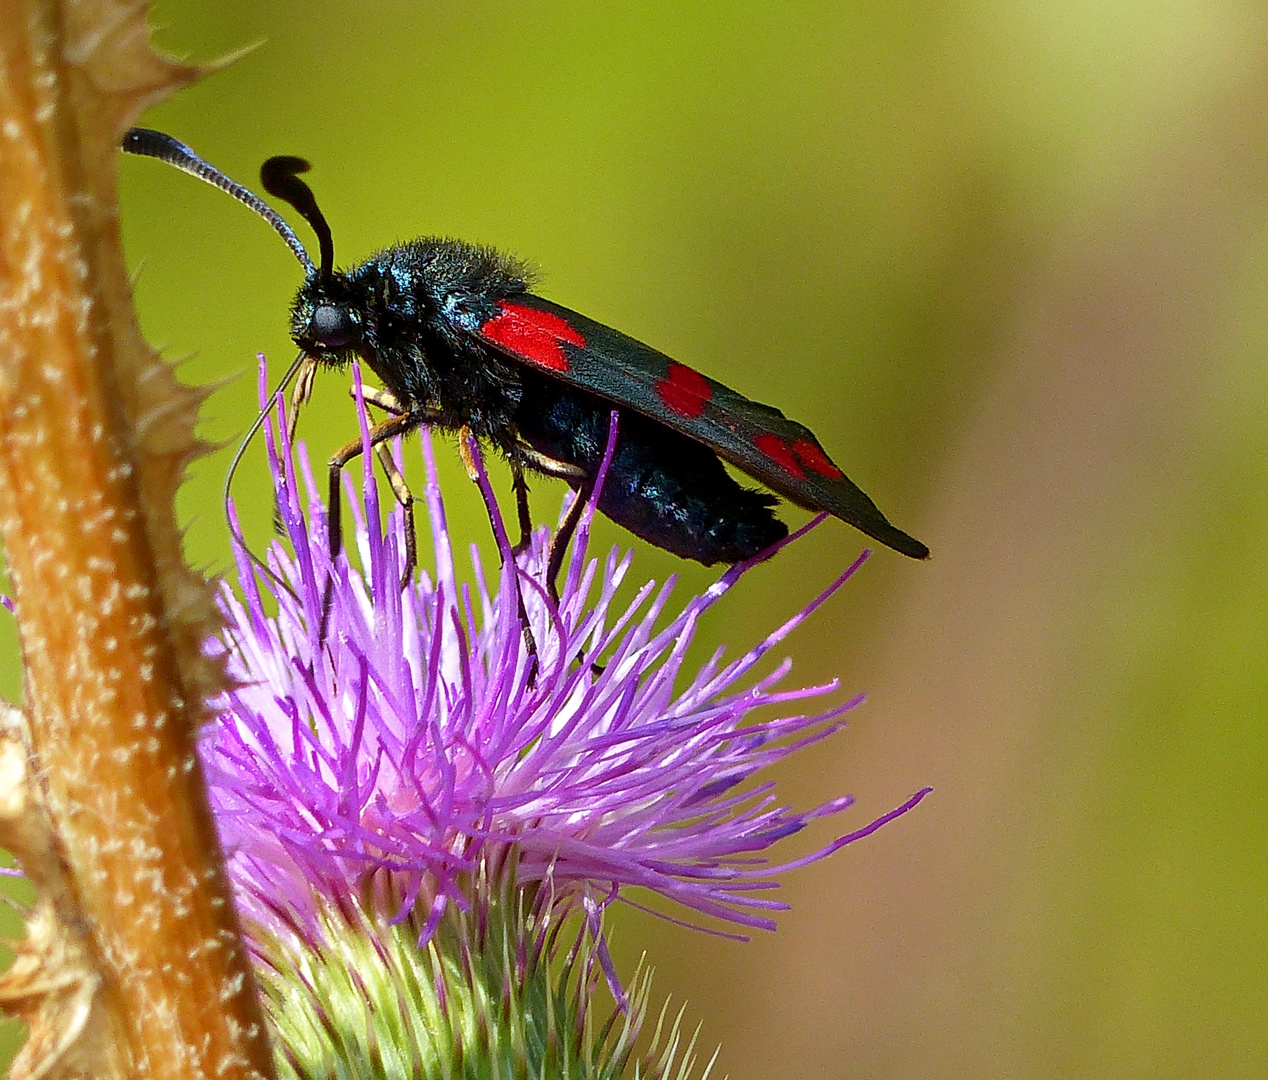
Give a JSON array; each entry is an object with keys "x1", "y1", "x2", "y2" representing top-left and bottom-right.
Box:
[
  {"x1": 542, "y1": 482, "x2": 605, "y2": 676},
  {"x1": 271, "y1": 356, "x2": 321, "y2": 537},
  {"x1": 322, "y1": 409, "x2": 432, "y2": 636},
  {"x1": 286, "y1": 355, "x2": 318, "y2": 445},
  {"x1": 375, "y1": 443, "x2": 417, "y2": 591},
  {"x1": 328, "y1": 410, "x2": 432, "y2": 564},
  {"x1": 459, "y1": 425, "x2": 539, "y2": 674},
  {"x1": 515, "y1": 443, "x2": 587, "y2": 482},
  {"x1": 545, "y1": 483, "x2": 592, "y2": 607},
  {"x1": 454, "y1": 424, "x2": 480, "y2": 482},
  {"x1": 354, "y1": 385, "x2": 427, "y2": 586},
  {"x1": 352, "y1": 384, "x2": 409, "y2": 416},
  {"x1": 511, "y1": 443, "x2": 590, "y2": 606},
  {"x1": 510, "y1": 461, "x2": 533, "y2": 554}
]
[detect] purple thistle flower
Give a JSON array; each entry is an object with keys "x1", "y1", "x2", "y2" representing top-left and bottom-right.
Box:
[{"x1": 202, "y1": 358, "x2": 930, "y2": 965}]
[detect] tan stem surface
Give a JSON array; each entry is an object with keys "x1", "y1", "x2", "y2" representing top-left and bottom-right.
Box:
[{"x1": 0, "y1": 2, "x2": 273, "y2": 1077}]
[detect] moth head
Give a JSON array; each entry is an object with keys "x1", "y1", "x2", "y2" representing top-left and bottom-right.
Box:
[{"x1": 290, "y1": 273, "x2": 367, "y2": 362}]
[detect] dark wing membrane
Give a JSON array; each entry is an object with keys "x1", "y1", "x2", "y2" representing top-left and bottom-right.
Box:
[{"x1": 475, "y1": 295, "x2": 929, "y2": 559}]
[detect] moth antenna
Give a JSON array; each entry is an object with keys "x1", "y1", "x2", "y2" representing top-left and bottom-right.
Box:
[
  {"x1": 260, "y1": 156, "x2": 335, "y2": 280},
  {"x1": 122, "y1": 128, "x2": 316, "y2": 276}
]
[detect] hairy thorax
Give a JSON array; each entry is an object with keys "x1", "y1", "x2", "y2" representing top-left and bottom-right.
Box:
[{"x1": 290, "y1": 237, "x2": 536, "y2": 445}]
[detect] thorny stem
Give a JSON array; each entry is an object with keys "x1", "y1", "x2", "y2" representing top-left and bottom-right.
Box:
[{"x1": 0, "y1": 2, "x2": 274, "y2": 1078}]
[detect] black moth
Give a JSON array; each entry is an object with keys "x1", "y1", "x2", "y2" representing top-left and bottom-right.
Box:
[{"x1": 123, "y1": 128, "x2": 928, "y2": 597}]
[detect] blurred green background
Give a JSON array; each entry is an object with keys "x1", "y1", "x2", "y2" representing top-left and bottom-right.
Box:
[{"x1": 4, "y1": 0, "x2": 1268, "y2": 1076}]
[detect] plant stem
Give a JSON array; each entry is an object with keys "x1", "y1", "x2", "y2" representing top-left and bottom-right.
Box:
[{"x1": 0, "y1": 2, "x2": 274, "y2": 1076}]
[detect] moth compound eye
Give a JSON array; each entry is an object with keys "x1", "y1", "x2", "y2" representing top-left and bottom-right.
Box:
[{"x1": 311, "y1": 304, "x2": 356, "y2": 349}]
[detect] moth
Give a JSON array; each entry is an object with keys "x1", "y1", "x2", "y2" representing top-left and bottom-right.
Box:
[{"x1": 124, "y1": 128, "x2": 928, "y2": 597}]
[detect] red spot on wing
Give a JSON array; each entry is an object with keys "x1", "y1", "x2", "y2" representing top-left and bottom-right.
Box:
[
  {"x1": 481, "y1": 301, "x2": 585, "y2": 372},
  {"x1": 792, "y1": 438, "x2": 843, "y2": 479},
  {"x1": 656, "y1": 362, "x2": 713, "y2": 419},
  {"x1": 754, "y1": 433, "x2": 805, "y2": 479}
]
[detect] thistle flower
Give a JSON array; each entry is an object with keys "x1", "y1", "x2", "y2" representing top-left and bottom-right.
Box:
[{"x1": 201, "y1": 359, "x2": 929, "y2": 1078}]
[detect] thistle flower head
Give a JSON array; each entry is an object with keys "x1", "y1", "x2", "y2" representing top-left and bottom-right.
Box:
[
  {"x1": 206, "y1": 360, "x2": 928, "y2": 945},
  {"x1": 201, "y1": 360, "x2": 928, "y2": 1075}
]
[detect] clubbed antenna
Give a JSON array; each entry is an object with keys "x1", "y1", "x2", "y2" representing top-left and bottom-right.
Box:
[
  {"x1": 122, "y1": 127, "x2": 316, "y2": 276},
  {"x1": 260, "y1": 156, "x2": 335, "y2": 281}
]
